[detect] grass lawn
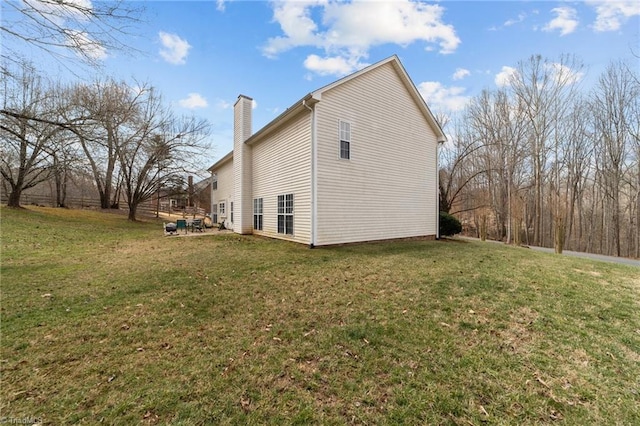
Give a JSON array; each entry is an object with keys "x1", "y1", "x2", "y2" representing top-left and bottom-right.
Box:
[{"x1": 1, "y1": 206, "x2": 639, "y2": 425}]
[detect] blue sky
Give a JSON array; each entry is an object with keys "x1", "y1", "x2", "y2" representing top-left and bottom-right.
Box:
[{"x1": 8, "y1": 1, "x2": 640, "y2": 168}]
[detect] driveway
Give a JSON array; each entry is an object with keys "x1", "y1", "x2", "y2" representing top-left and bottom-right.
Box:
[{"x1": 456, "y1": 236, "x2": 640, "y2": 268}]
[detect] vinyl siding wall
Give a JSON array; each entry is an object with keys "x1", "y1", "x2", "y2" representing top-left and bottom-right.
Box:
[
  {"x1": 211, "y1": 158, "x2": 234, "y2": 228},
  {"x1": 251, "y1": 111, "x2": 312, "y2": 244},
  {"x1": 315, "y1": 62, "x2": 438, "y2": 245},
  {"x1": 233, "y1": 96, "x2": 254, "y2": 234}
]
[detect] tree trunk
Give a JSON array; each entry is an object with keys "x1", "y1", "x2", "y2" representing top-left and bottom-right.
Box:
[
  {"x1": 554, "y1": 216, "x2": 565, "y2": 254},
  {"x1": 637, "y1": 172, "x2": 640, "y2": 258},
  {"x1": 54, "y1": 160, "x2": 68, "y2": 207},
  {"x1": 479, "y1": 215, "x2": 487, "y2": 241},
  {"x1": 99, "y1": 192, "x2": 110, "y2": 210},
  {"x1": 128, "y1": 202, "x2": 138, "y2": 221},
  {"x1": 7, "y1": 187, "x2": 23, "y2": 208},
  {"x1": 567, "y1": 188, "x2": 576, "y2": 250}
]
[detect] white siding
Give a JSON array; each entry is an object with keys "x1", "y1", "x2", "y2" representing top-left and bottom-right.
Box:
[
  {"x1": 211, "y1": 157, "x2": 234, "y2": 228},
  {"x1": 251, "y1": 111, "x2": 312, "y2": 244},
  {"x1": 315, "y1": 61, "x2": 438, "y2": 245},
  {"x1": 233, "y1": 96, "x2": 254, "y2": 234}
]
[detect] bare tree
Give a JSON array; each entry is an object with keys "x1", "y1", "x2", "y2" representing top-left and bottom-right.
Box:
[
  {"x1": 464, "y1": 89, "x2": 528, "y2": 241},
  {"x1": 438, "y1": 117, "x2": 486, "y2": 215},
  {"x1": 442, "y1": 54, "x2": 639, "y2": 258},
  {"x1": 65, "y1": 79, "x2": 140, "y2": 209},
  {"x1": 509, "y1": 54, "x2": 584, "y2": 246},
  {"x1": 0, "y1": 63, "x2": 60, "y2": 207},
  {"x1": 590, "y1": 61, "x2": 638, "y2": 256},
  {"x1": 49, "y1": 128, "x2": 83, "y2": 207},
  {"x1": 114, "y1": 88, "x2": 212, "y2": 221},
  {"x1": 560, "y1": 99, "x2": 593, "y2": 252},
  {"x1": 625, "y1": 63, "x2": 640, "y2": 257},
  {"x1": 1, "y1": 0, "x2": 143, "y2": 74}
]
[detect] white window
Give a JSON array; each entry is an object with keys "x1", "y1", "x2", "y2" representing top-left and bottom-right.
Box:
[
  {"x1": 219, "y1": 202, "x2": 226, "y2": 216},
  {"x1": 339, "y1": 120, "x2": 351, "y2": 160},
  {"x1": 277, "y1": 194, "x2": 293, "y2": 235},
  {"x1": 230, "y1": 201, "x2": 234, "y2": 223},
  {"x1": 253, "y1": 198, "x2": 263, "y2": 231},
  {"x1": 212, "y1": 204, "x2": 218, "y2": 224},
  {"x1": 212, "y1": 180, "x2": 218, "y2": 190}
]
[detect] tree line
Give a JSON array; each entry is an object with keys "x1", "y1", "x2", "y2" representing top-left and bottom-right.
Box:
[
  {"x1": 1, "y1": 62, "x2": 212, "y2": 220},
  {"x1": 439, "y1": 54, "x2": 640, "y2": 258}
]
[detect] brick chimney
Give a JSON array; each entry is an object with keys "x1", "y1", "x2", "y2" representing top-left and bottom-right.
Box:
[
  {"x1": 187, "y1": 175, "x2": 193, "y2": 207},
  {"x1": 233, "y1": 95, "x2": 253, "y2": 234}
]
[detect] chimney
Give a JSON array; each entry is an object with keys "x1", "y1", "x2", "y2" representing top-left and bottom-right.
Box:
[{"x1": 233, "y1": 95, "x2": 253, "y2": 234}]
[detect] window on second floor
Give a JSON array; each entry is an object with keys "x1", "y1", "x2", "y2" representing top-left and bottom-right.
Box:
[{"x1": 339, "y1": 120, "x2": 351, "y2": 160}]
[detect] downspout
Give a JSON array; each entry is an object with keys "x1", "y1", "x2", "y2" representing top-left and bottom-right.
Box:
[
  {"x1": 303, "y1": 99, "x2": 317, "y2": 248},
  {"x1": 210, "y1": 172, "x2": 214, "y2": 222},
  {"x1": 436, "y1": 139, "x2": 445, "y2": 240}
]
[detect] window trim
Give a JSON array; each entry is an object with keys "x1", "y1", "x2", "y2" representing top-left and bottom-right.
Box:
[
  {"x1": 253, "y1": 198, "x2": 263, "y2": 231},
  {"x1": 230, "y1": 201, "x2": 234, "y2": 223},
  {"x1": 219, "y1": 201, "x2": 226, "y2": 216},
  {"x1": 212, "y1": 204, "x2": 218, "y2": 224},
  {"x1": 277, "y1": 193, "x2": 294, "y2": 235},
  {"x1": 339, "y1": 120, "x2": 351, "y2": 160}
]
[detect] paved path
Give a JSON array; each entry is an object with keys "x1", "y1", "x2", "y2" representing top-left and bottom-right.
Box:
[{"x1": 456, "y1": 236, "x2": 640, "y2": 268}]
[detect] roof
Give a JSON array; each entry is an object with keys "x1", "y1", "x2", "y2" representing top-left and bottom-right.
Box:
[
  {"x1": 193, "y1": 176, "x2": 213, "y2": 192},
  {"x1": 207, "y1": 149, "x2": 233, "y2": 172},
  {"x1": 208, "y1": 55, "x2": 446, "y2": 172}
]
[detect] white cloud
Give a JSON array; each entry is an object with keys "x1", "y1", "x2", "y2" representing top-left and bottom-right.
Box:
[
  {"x1": 543, "y1": 7, "x2": 579, "y2": 36},
  {"x1": 179, "y1": 93, "x2": 208, "y2": 109},
  {"x1": 129, "y1": 85, "x2": 148, "y2": 96},
  {"x1": 159, "y1": 32, "x2": 191, "y2": 65},
  {"x1": 31, "y1": 0, "x2": 94, "y2": 26},
  {"x1": 546, "y1": 62, "x2": 584, "y2": 85},
  {"x1": 216, "y1": 99, "x2": 232, "y2": 110},
  {"x1": 262, "y1": 0, "x2": 321, "y2": 58},
  {"x1": 66, "y1": 30, "x2": 107, "y2": 60},
  {"x1": 29, "y1": 0, "x2": 107, "y2": 60},
  {"x1": 504, "y1": 12, "x2": 526, "y2": 27},
  {"x1": 215, "y1": 98, "x2": 257, "y2": 110},
  {"x1": 263, "y1": 0, "x2": 460, "y2": 77},
  {"x1": 417, "y1": 81, "x2": 469, "y2": 113},
  {"x1": 587, "y1": 0, "x2": 640, "y2": 32},
  {"x1": 493, "y1": 62, "x2": 582, "y2": 89},
  {"x1": 452, "y1": 68, "x2": 470, "y2": 80},
  {"x1": 216, "y1": 0, "x2": 227, "y2": 12},
  {"x1": 304, "y1": 54, "x2": 369, "y2": 76},
  {"x1": 495, "y1": 66, "x2": 518, "y2": 87}
]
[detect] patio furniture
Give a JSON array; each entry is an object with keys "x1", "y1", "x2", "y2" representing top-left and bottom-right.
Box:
[
  {"x1": 165, "y1": 222, "x2": 177, "y2": 235},
  {"x1": 191, "y1": 218, "x2": 203, "y2": 232},
  {"x1": 176, "y1": 219, "x2": 188, "y2": 234}
]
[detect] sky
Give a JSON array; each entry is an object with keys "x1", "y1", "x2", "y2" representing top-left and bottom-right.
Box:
[{"x1": 5, "y1": 0, "x2": 640, "y2": 169}]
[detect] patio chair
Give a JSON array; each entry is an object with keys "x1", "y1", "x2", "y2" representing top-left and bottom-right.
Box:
[
  {"x1": 192, "y1": 218, "x2": 203, "y2": 232},
  {"x1": 176, "y1": 219, "x2": 188, "y2": 234}
]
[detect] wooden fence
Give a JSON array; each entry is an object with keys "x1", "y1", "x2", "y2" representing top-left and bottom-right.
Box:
[{"x1": 0, "y1": 193, "x2": 205, "y2": 217}]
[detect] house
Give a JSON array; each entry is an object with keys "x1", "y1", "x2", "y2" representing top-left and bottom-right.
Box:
[{"x1": 208, "y1": 55, "x2": 446, "y2": 247}]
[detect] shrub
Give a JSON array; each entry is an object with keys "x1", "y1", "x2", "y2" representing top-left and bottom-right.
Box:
[{"x1": 440, "y1": 211, "x2": 462, "y2": 236}]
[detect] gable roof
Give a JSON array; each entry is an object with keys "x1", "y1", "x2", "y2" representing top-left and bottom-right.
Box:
[
  {"x1": 209, "y1": 55, "x2": 446, "y2": 172},
  {"x1": 312, "y1": 55, "x2": 446, "y2": 142}
]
